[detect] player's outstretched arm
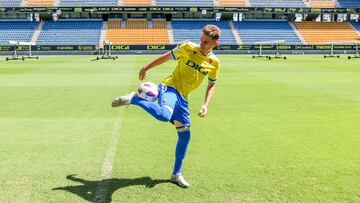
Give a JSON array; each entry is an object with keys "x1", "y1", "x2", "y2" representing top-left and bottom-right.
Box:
[
  {"x1": 198, "y1": 82, "x2": 216, "y2": 117},
  {"x1": 139, "y1": 52, "x2": 172, "y2": 81}
]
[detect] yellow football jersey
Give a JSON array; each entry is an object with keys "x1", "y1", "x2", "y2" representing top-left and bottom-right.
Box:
[{"x1": 162, "y1": 42, "x2": 220, "y2": 98}]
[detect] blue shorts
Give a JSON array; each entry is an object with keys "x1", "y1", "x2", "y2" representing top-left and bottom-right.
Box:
[{"x1": 158, "y1": 84, "x2": 190, "y2": 127}]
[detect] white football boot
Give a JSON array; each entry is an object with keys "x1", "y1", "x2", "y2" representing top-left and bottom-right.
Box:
[
  {"x1": 111, "y1": 92, "x2": 136, "y2": 107},
  {"x1": 170, "y1": 174, "x2": 190, "y2": 188}
]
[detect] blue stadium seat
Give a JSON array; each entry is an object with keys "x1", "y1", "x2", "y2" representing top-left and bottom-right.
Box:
[
  {"x1": 172, "y1": 20, "x2": 237, "y2": 45},
  {"x1": 0, "y1": 21, "x2": 38, "y2": 45},
  {"x1": 0, "y1": 0, "x2": 23, "y2": 7},
  {"x1": 336, "y1": 0, "x2": 360, "y2": 8},
  {"x1": 350, "y1": 22, "x2": 360, "y2": 31},
  {"x1": 37, "y1": 21, "x2": 102, "y2": 45},
  {"x1": 249, "y1": 0, "x2": 306, "y2": 7},
  {"x1": 58, "y1": 0, "x2": 118, "y2": 7},
  {"x1": 235, "y1": 21, "x2": 303, "y2": 45},
  {"x1": 156, "y1": 0, "x2": 213, "y2": 7}
]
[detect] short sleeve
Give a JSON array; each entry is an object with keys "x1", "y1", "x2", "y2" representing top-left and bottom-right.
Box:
[
  {"x1": 208, "y1": 61, "x2": 220, "y2": 84},
  {"x1": 169, "y1": 43, "x2": 189, "y2": 60}
]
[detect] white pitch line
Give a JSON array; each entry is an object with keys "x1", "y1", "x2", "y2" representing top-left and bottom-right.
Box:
[{"x1": 93, "y1": 109, "x2": 125, "y2": 203}]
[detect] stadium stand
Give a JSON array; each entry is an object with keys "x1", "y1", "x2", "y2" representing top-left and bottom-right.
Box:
[
  {"x1": 217, "y1": 0, "x2": 247, "y2": 7},
  {"x1": 153, "y1": 20, "x2": 167, "y2": 28},
  {"x1": 235, "y1": 21, "x2": 303, "y2": 45},
  {"x1": 248, "y1": 0, "x2": 306, "y2": 7},
  {"x1": 155, "y1": 0, "x2": 214, "y2": 7},
  {"x1": 105, "y1": 19, "x2": 169, "y2": 44},
  {"x1": 2, "y1": 0, "x2": 359, "y2": 8},
  {"x1": 307, "y1": 0, "x2": 336, "y2": 8},
  {"x1": 1, "y1": 0, "x2": 359, "y2": 8},
  {"x1": 171, "y1": 20, "x2": 237, "y2": 45},
  {"x1": 0, "y1": 21, "x2": 38, "y2": 45},
  {"x1": 36, "y1": 21, "x2": 102, "y2": 45},
  {"x1": 336, "y1": 0, "x2": 360, "y2": 8},
  {"x1": 294, "y1": 22, "x2": 360, "y2": 44},
  {"x1": 0, "y1": 0, "x2": 23, "y2": 7},
  {"x1": 351, "y1": 22, "x2": 360, "y2": 32},
  {"x1": 25, "y1": 0, "x2": 56, "y2": 7},
  {"x1": 58, "y1": 0, "x2": 118, "y2": 7},
  {"x1": 122, "y1": 0, "x2": 152, "y2": 6}
]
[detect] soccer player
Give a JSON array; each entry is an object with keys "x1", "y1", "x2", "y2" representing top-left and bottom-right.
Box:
[{"x1": 111, "y1": 24, "x2": 221, "y2": 188}]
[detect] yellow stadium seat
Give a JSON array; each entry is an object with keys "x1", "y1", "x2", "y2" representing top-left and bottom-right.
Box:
[
  {"x1": 217, "y1": 0, "x2": 246, "y2": 7},
  {"x1": 294, "y1": 22, "x2": 360, "y2": 44},
  {"x1": 106, "y1": 20, "x2": 169, "y2": 45},
  {"x1": 307, "y1": 0, "x2": 336, "y2": 8},
  {"x1": 122, "y1": 0, "x2": 151, "y2": 6},
  {"x1": 26, "y1": 0, "x2": 56, "y2": 7}
]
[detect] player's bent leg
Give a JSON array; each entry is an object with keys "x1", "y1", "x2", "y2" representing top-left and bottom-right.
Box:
[
  {"x1": 171, "y1": 120, "x2": 191, "y2": 188},
  {"x1": 128, "y1": 87, "x2": 177, "y2": 122},
  {"x1": 111, "y1": 92, "x2": 136, "y2": 107},
  {"x1": 131, "y1": 96, "x2": 173, "y2": 122}
]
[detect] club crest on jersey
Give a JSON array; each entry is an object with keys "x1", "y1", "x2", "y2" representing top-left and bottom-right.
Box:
[
  {"x1": 173, "y1": 45, "x2": 181, "y2": 52},
  {"x1": 186, "y1": 60, "x2": 208, "y2": 75}
]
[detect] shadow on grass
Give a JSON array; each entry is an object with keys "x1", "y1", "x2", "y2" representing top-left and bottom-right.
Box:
[{"x1": 53, "y1": 174, "x2": 170, "y2": 202}]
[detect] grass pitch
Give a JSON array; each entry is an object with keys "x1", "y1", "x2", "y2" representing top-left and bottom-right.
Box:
[{"x1": 0, "y1": 55, "x2": 359, "y2": 202}]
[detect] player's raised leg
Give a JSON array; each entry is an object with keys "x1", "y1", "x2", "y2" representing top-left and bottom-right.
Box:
[
  {"x1": 111, "y1": 92, "x2": 136, "y2": 107},
  {"x1": 130, "y1": 95, "x2": 173, "y2": 122},
  {"x1": 111, "y1": 85, "x2": 176, "y2": 123}
]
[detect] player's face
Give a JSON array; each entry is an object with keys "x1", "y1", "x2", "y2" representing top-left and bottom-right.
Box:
[{"x1": 199, "y1": 34, "x2": 216, "y2": 53}]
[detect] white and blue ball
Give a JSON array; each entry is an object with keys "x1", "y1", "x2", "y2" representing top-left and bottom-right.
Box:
[{"x1": 137, "y1": 82, "x2": 159, "y2": 102}]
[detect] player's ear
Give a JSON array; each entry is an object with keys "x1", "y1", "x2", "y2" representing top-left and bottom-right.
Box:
[{"x1": 213, "y1": 40, "x2": 219, "y2": 47}]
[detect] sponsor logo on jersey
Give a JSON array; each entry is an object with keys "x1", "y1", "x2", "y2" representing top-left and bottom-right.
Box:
[{"x1": 186, "y1": 60, "x2": 208, "y2": 75}]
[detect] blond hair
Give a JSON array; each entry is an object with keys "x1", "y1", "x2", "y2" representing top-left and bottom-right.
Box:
[{"x1": 202, "y1": 24, "x2": 221, "y2": 40}]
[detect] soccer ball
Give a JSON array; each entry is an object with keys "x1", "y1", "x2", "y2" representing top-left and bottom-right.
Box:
[{"x1": 137, "y1": 82, "x2": 159, "y2": 102}]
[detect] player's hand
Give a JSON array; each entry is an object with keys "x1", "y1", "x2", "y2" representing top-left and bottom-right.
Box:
[
  {"x1": 139, "y1": 67, "x2": 147, "y2": 80},
  {"x1": 198, "y1": 105, "x2": 208, "y2": 117}
]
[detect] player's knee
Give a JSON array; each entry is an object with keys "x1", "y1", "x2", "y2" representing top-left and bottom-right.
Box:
[
  {"x1": 175, "y1": 121, "x2": 191, "y2": 138},
  {"x1": 177, "y1": 128, "x2": 191, "y2": 142},
  {"x1": 174, "y1": 120, "x2": 186, "y2": 128}
]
